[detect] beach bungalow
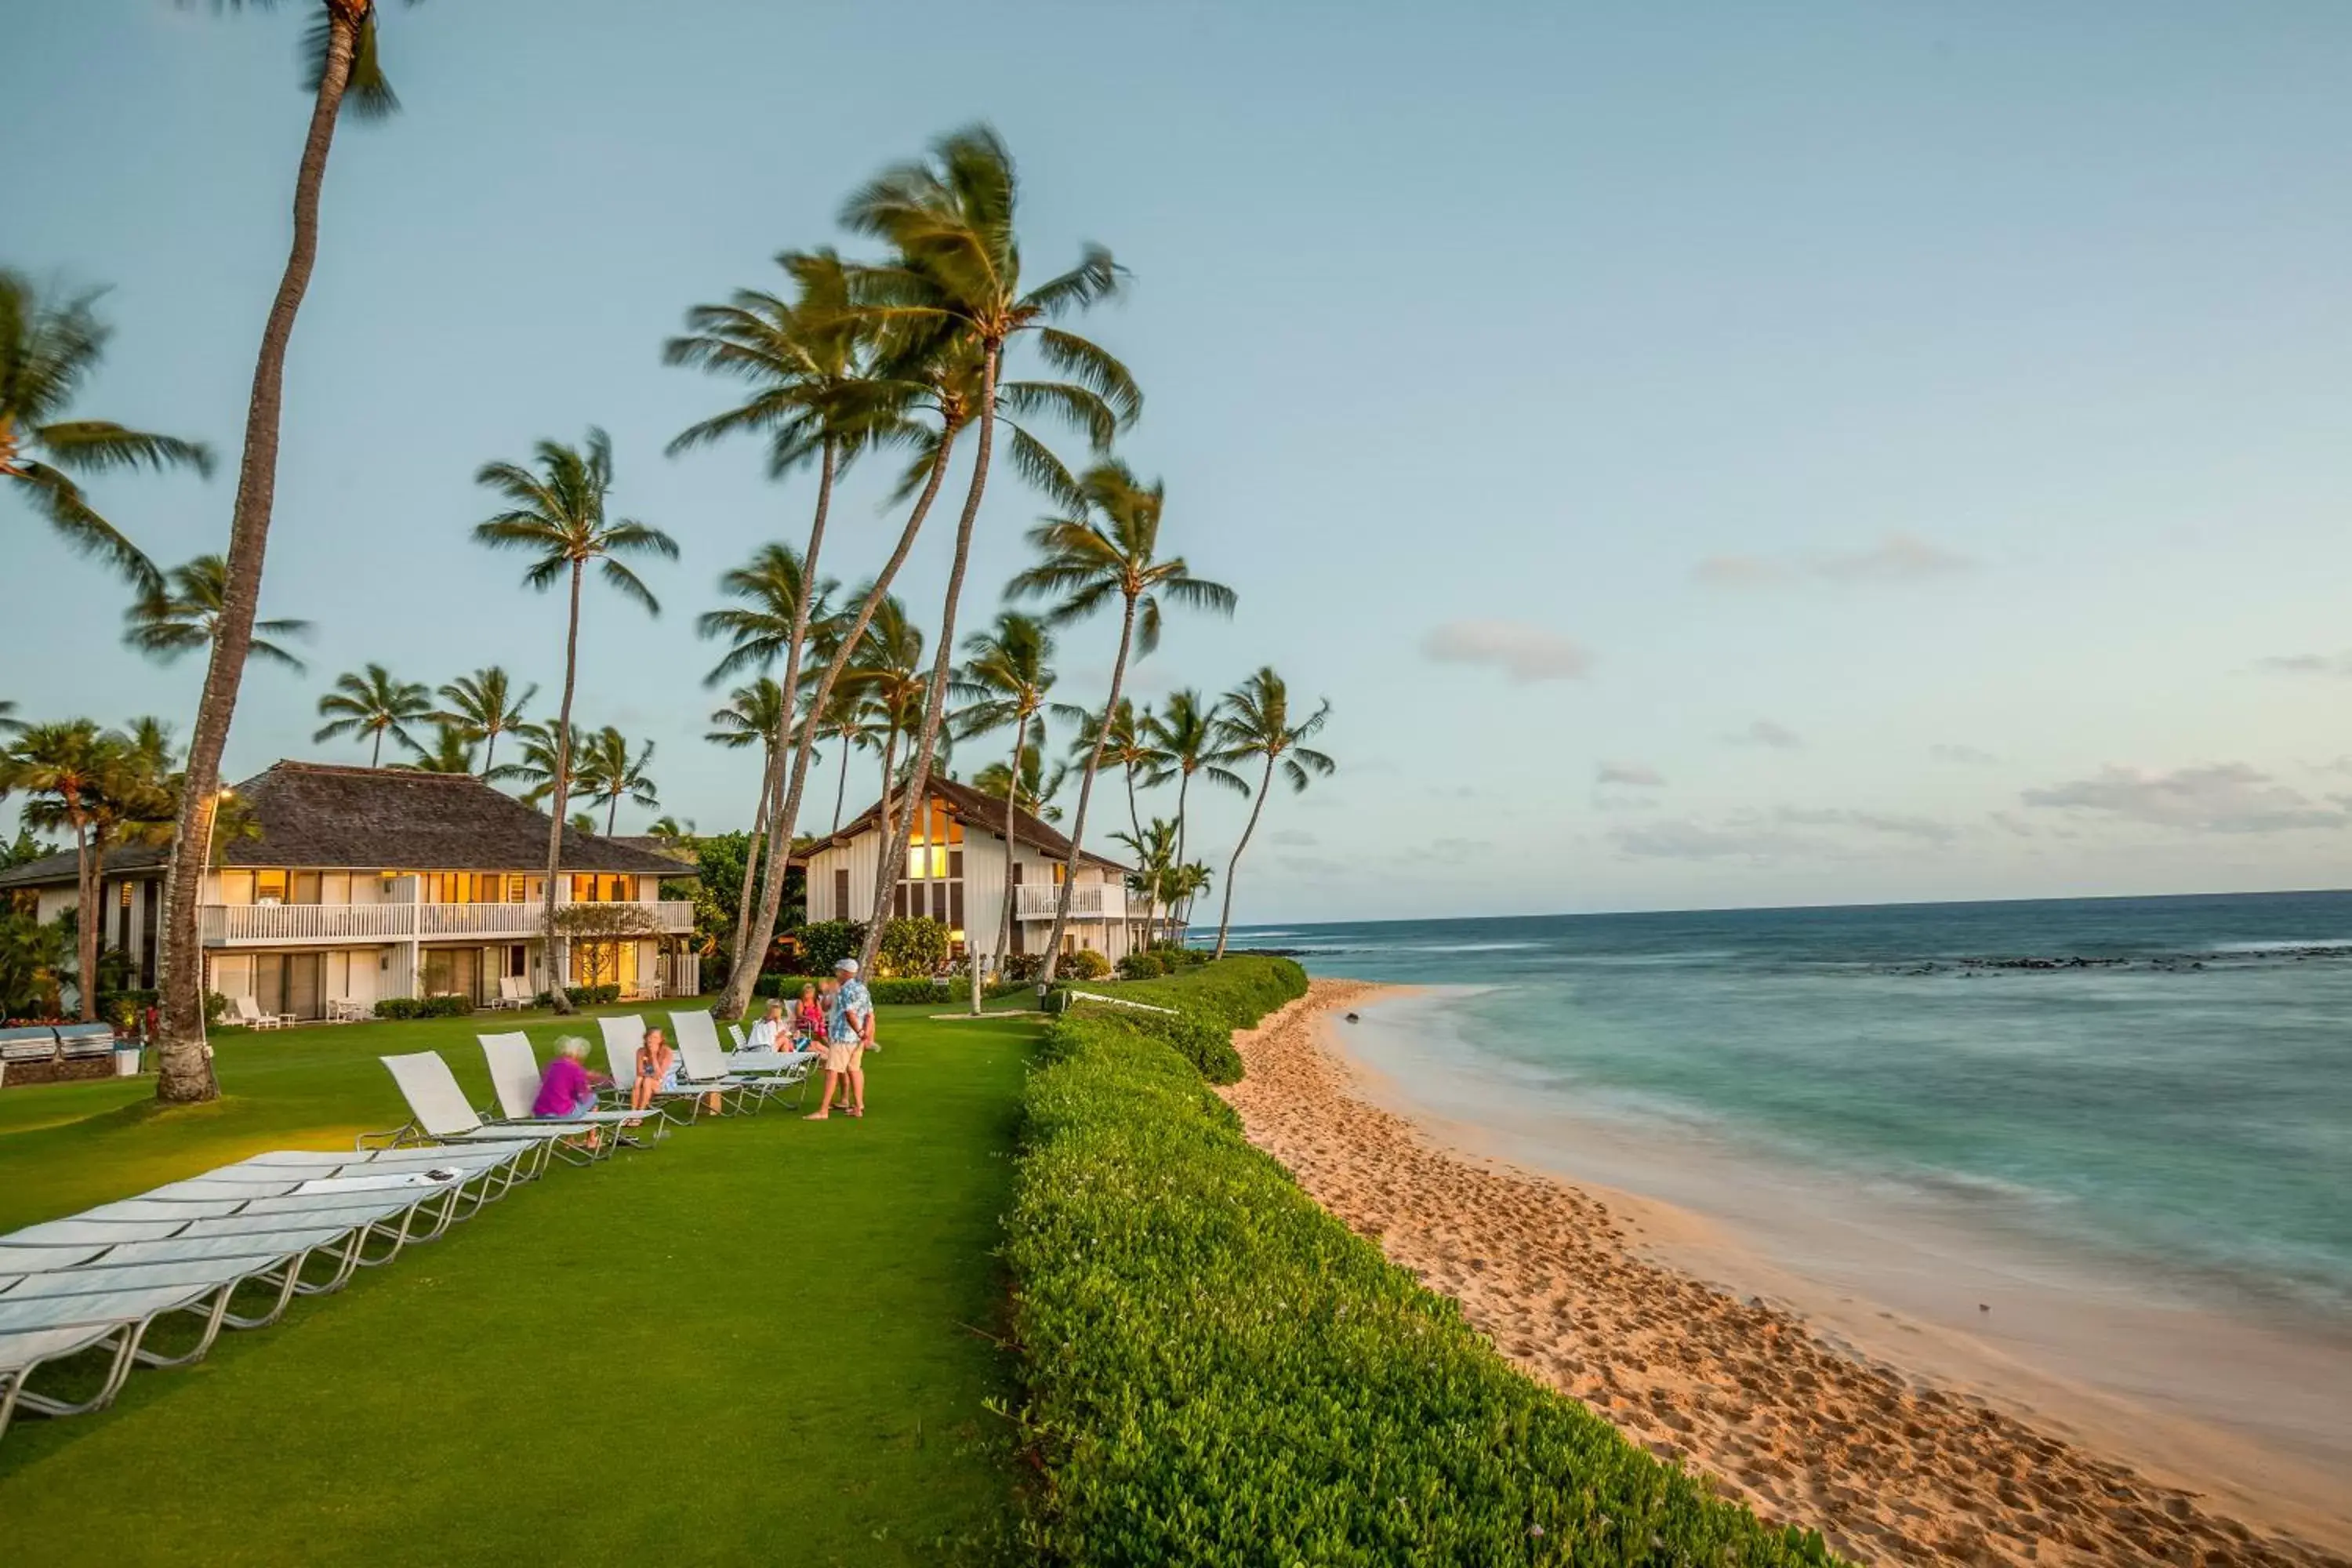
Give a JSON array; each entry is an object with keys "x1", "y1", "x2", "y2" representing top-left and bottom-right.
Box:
[
  {"x1": 0, "y1": 761, "x2": 697, "y2": 1019},
  {"x1": 798, "y1": 778, "x2": 1145, "y2": 966}
]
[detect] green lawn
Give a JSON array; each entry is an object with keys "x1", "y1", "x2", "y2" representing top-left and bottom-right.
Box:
[{"x1": 0, "y1": 1000, "x2": 1040, "y2": 1565}]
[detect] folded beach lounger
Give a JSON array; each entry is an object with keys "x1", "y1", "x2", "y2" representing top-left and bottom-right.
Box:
[
  {"x1": 710, "y1": 1044, "x2": 817, "y2": 1109},
  {"x1": 668, "y1": 1011, "x2": 773, "y2": 1112},
  {"x1": 6, "y1": 1174, "x2": 477, "y2": 1280},
  {"x1": 0, "y1": 1323, "x2": 142, "y2": 1446},
  {"x1": 129, "y1": 1160, "x2": 514, "y2": 1228},
  {"x1": 223, "y1": 1143, "x2": 540, "y2": 1203},
  {"x1": 477, "y1": 1032, "x2": 666, "y2": 1149},
  {"x1": 368, "y1": 1053, "x2": 612, "y2": 1173},
  {"x1": 596, "y1": 1016, "x2": 746, "y2": 1123}
]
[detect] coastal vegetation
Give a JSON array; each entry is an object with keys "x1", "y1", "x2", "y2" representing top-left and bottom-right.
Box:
[{"x1": 1004, "y1": 956, "x2": 1839, "y2": 1565}]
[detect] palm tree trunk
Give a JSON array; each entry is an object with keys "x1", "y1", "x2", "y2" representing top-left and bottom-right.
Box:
[
  {"x1": 1124, "y1": 761, "x2": 1142, "y2": 844},
  {"x1": 1213, "y1": 754, "x2": 1277, "y2": 960},
  {"x1": 1042, "y1": 593, "x2": 1135, "y2": 982},
  {"x1": 720, "y1": 439, "x2": 837, "y2": 995},
  {"x1": 832, "y1": 735, "x2": 850, "y2": 833},
  {"x1": 540, "y1": 562, "x2": 584, "y2": 1013},
  {"x1": 369, "y1": 727, "x2": 383, "y2": 768},
  {"x1": 987, "y1": 709, "x2": 1027, "y2": 996},
  {"x1": 719, "y1": 433, "x2": 958, "y2": 1020},
  {"x1": 728, "y1": 746, "x2": 771, "y2": 985},
  {"x1": 154, "y1": 11, "x2": 357, "y2": 1104},
  {"x1": 74, "y1": 818, "x2": 97, "y2": 1023},
  {"x1": 481, "y1": 725, "x2": 499, "y2": 779},
  {"x1": 605, "y1": 792, "x2": 619, "y2": 837},
  {"x1": 1172, "y1": 768, "x2": 1192, "y2": 940},
  {"x1": 858, "y1": 345, "x2": 998, "y2": 978}
]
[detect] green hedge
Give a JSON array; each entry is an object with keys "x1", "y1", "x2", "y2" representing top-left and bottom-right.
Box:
[
  {"x1": 1005, "y1": 956, "x2": 1837, "y2": 1566},
  {"x1": 750, "y1": 973, "x2": 1025, "y2": 1008},
  {"x1": 374, "y1": 993, "x2": 473, "y2": 1020}
]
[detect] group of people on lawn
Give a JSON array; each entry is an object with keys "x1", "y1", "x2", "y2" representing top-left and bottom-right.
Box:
[{"x1": 528, "y1": 956, "x2": 877, "y2": 1123}]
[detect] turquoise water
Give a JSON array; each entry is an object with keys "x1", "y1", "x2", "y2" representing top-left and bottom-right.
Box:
[{"x1": 1243, "y1": 891, "x2": 2352, "y2": 1320}]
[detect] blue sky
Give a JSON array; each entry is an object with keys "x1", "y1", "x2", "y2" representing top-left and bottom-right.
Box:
[{"x1": 7, "y1": 0, "x2": 2352, "y2": 922}]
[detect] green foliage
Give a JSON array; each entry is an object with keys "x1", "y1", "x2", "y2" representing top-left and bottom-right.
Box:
[
  {"x1": 0, "y1": 826, "x2": 60, "y2": 871},
  {"x1": 875, "y1": 916, "x2": 950, "y2": 978},
  {"x1": 793, "y1": 920, "x2": 866, "y2": 974},
  {"x1": 0, "y1": 910, "x2": 71, "y2": 1019},
  {"x1": 999, "y1": 952, "x2": 1047, "y2": 984},
  {"x1": 1058, "y1": 947, "x2": 1112, "y2": 982},
  {"x1": 97, "y1": 988, "x2": 158, "y2": 1033},
  {"x1": 1006, "y1": 956, "x2": 1836, "y2": 1567},
  {"x1": 751, "y1": 972, "x2": 1014, "y2": 1007},
  {"x1": 561, "y1": 984, "x2": 621, "y2": 1007},
  {"x1": 1115, "y1": 949, "x2": 1171, "y2": 979},
  {"x1": 374, "y1": 993, "x2": 473, "y2": 1021},
  {"x1": 205, "y1": 990, "x2": 230, "y2": 1027}
]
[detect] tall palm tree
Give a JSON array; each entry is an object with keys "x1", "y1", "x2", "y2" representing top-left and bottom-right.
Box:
[
  {"x1": 158, "y1": 0, "x2": 421, "y2": 1105},
  {"x1": 669, "y1": 250, "x2": 889, "y2": 1002},
  {"x1": 490, "y1": 720, "x2": 586, "y2": 812},
  {"x1": 0, "y1": 720, "x2": 115, "y2": 1021},
  {"x1": 0, "y1": 270, "x2": 212, "y2": 590},
  {"x1": 1058, "y1": 698, "x2": 1154, "y2": 842},
  {"x1": 428, "y1": 666, "x2": 535, "y2": 777},
  {"x1": 1007, "y1": 460, "x2": 1235, "y2": 978},
  {"x1": 952, "y1": 611, "x2": 1058, "y2": 1008},
  {"x1": 817, "y1": 681, "x2": 878, "y2": 835},
  {"x1": 1210, "y1": 668, "x2": 1334, "y2": 958},
  {"x1": 124, "y1": 553, "x2": 312, "y2": 672},
  {"x1": 837, "y1": 593, "x2": 927, "y2": 877},
  {"x1": 311, "y1": 662, "x2": 429, "y2": 766},
  {"x1": 1111, "y1": 816, "x2": 1179, "y2": 956},
  {"x1": 470, "y1": 428, "x2": 677, "y2": 1013},
  {"x1": 839, "y1": 125, "x2": 1138, "y2": 978},
  {"x1": 0, "y1": 699, "x2": 20, "y2": 735},
  {"x1": 1140, "y1": 688, "x2": 1244, "y2": 887},
  {"x1": 647, "y1": 815, "x2": 696, "y2": 850},
  {"x1": 575, "y1": 727, "x2": 658, "y2": 837},
  {"x1": 396, "y1": 723, "x2": 477, "y2": 774},
  {"x1": 705, "y1": 677, "x2": 792, "y2": 967}
]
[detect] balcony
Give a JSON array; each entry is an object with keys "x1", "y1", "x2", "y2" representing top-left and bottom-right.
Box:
[
  {"x1": 1013, "y1": 884, "x2": 1127, "y2": 921},
  {"x1": 198, "y1": 901, "x2": 697, "y2": 947}
]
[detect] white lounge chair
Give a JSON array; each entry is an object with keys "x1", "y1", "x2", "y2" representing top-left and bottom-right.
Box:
[
  {"x1": 1, "y1": 1323, "x2": 140, "y2": 1445},
  {"x1": 368, "y1": 1053, "x2": 613, "y2": 1172},
  {"x1": 477, "y1": 1033, "x2": 665, "y2": 1148},
  {"x1": 668, "y1": 1011, "x2": 773, "y2": 1112},
  {"x1": 485, "y1": 976, "x2": 532, "y2": 1012},
  {"x1": 230, "y1": 996, "x2": 291, "y2": 1031},
  {"x1": 596, "y1": 1015, "x2": 742, "y2": 1122}
]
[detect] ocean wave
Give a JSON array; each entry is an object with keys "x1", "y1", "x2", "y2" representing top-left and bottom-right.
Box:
[
  {"x1": 2206, "y1": 938, "x2": 2352, "y2": 953},
  {"x1": 1381, "y1": 940, "x2": 1545, "y2": 954}
]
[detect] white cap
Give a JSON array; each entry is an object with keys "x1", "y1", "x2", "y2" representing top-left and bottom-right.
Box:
[{"x1": 834, "y1": 958, "x2": 859, "y2": 975}]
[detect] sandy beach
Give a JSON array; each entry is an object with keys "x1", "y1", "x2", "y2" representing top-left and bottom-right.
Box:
[{"x1": 1221, "y1": 978, "x2": 2352, "y2": 1568}]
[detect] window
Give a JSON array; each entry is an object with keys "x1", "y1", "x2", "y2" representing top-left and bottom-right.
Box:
[
  {"x1": 253, "y1": 869, "x2": 288, "y2": 904},
  {"x1": 833, "y1": 868, "x2": 850, "y2": 920},
  {"x1": 118, "y1": 882, "x2": 134, "y2": 908},
  {"x1": 905, "y1": 798, "x2": 965, "y2": 879}
]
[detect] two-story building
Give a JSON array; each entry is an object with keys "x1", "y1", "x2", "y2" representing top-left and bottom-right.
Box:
[
  {"x1": 797, "y1": 777, "x2": 1145, "y2": 966},
  {"x1": 0, "y1": 760, "x2": 698, "y2": 1019}
]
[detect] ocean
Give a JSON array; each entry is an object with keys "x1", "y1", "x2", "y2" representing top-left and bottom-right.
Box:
[{"x1": 1240, "y1": 889, "x2": 2352, "y2": 1324}]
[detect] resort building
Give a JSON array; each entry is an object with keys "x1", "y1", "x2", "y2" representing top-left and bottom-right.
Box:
[
  {"x1": 0, "y1": 761, "x2": 697, "y2": 1018},
  {"x1": 797, "y1": 778, "x2": 1146, "y2": 965}
]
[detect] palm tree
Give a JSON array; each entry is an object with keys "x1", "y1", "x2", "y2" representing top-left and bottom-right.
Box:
[
  {"x1": 705, "y1": 677, "x2": 792, "y2": 967},
  {"x1": 1007, "y1": 461, "x2": 1236, "y2": 979},
  {"x1": 0, "y1": 270, "x2": 213, "y2": 590},
  {"x1": 1058, "y1": 698, "x2": 1154, "y2": 842},
  {"x1": 575, "y1": 727, "x2": 658, "y2": 837},
  {"x1": 396, "y1": 724, "x2": 477, "y2": 774},
  {"x1": 490, "y1": 720, "x2": 586, "y2": 812},
  {"x1": 817, "y1": 682, "x2": 878, "y2": 834},
  {"x1": 124, "y1": 553, "x2": 312, "y2": 672},
  {"x1": 1141, "y1": 688, "x2": 1244, "y2": 889},
  {"x1": 669, "y1": 249, "x2": 890, "y2": 1006},
  {"x1": 311, "y1": 663, "x2": 429, "y2": 766},
  {"x1": 1111, "y1": 816, "x2": 1179, "y2": 956},
  {"x1": 647, "y1": 815, "x2": 696, "y2": 851},
  {"x1": 568, "y1": 811, "x2": 598, "y2": 836},
  {"x1": 971, "y1": 743, "x2": 1068, "y2": 823},
  {"x1": 952, "y1": 612, "x2": 1058, "y2": 996},
  {"x1": 0, "y1": 699, "x2": 19, "y2": 735},
  {"x1": 428, "y1": 666, "x2": 535, "y2": 777},
  {"x1": 0, "y1": 720, "x2": 114, "y2": 1021},
  {"x1": 1163, "y1": 859, "x2": 1214, "y2": 946},
  {"x1": 838, "y1": 125, "x2": 1138, "y2": 978},
  {"x1": 1210, "y1": 668, "x2": 1334, "y2": 958},
  {"x1": 836, "y1": 593, "x2": 927, "y2": 875},
  {"x1": 470, "y1": 428, "x2": 677, "y2": 1013},
  {"x1": 158, "y1": 0, "x2": 420, "y2": 1105}
]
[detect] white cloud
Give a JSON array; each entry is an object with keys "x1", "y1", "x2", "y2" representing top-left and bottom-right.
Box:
[
  {"x1": 2021, "y1": 764, "x2": 2351, "y2": 834},
  {"x1": 1611, "y1": 818, "x2": 1805, "y2": 862},
  {"x1": 1726, "y1": 719, "x2": 1802, "y2": 750},
  {"x1": 1595, "y1": 760, "x2": 1666, "y2": 788},
  {"x1": 1693, "y1": 532, "x2": 1976, "y2": 589},
  {"x1": 1774, "y1": 806, "x2": 1958, "y2": 845},
  {"x1": 1611, "y1": 806, "x2": 1961, "y2": 861},
  {"x1": 1420, "y1": 619, "x2": 1594, "y2": 683},
  {"x1": 1929, "y1": 743, "x2": 1999, "y2": 766},
  {"x1": 1268, "y1": 827, "x2": 1319, "y2": 848},
  {"x1": 2258, "y1": 652, "x2": 2352, "y2": 677}
]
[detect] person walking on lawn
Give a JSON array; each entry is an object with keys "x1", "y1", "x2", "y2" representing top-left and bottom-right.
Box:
[{"x1": 806, "y1": 958, "x2": 873, "y2": 1120}]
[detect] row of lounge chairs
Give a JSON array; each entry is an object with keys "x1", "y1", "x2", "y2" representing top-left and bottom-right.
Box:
[{"x1": 0, "y1": 1011, "x2": 820, "y2": 1447}]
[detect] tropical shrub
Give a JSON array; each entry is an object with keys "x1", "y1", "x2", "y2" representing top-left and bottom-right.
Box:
[
  {"x1": 1005, "y1": 956, "x2": 1836, "y2": 1566},
  {"x1": 874, "y1": 916, "x2": 950, "y2": 978},
  {"x1": 999, "y1": 952, "x2": 1047, "y2": 984},
  {"x1": 204, "y1": 990, "x2": 231, "y2": 1026},
  {"x1": 561, "y1": 984, "x2": 621, "y2": 1007},
  {"x1": 1060, "y1": 948, "x2": 1112, "y2": 982},
  {"x1": 375, "y1": 993, "x2": 474, "y2": 1021},
  {"x1": 792, "y1": 920, "x2": 865, "y2": 974},
  {"x1": 1116, "y1": 949, "x2": 1171, "y2": 979}
]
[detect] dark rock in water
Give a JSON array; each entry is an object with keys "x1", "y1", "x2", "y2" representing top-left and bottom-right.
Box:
[{"x1": 1344, "y1": 1011, "x2": 1360, "y2": 1023}]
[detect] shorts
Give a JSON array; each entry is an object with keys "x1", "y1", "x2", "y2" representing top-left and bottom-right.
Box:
[{"x1": 823, "y1": 1038, "x2": 863, "y2": 1073}]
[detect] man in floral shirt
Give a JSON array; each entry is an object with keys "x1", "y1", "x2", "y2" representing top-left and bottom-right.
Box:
[{"x1": 807, "y1": 957, "x2": 873, "y2": 1120}]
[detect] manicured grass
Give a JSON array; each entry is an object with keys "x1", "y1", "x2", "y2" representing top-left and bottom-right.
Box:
[{"x1": 0, "y1": 1001, "x2": 1039, "y2": 1566}]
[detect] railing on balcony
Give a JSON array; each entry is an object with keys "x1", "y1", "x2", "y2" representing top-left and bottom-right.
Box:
[
  {"x1": 1013, "y1": 884, "x2": 1125, "y2": 920},
  {"x1": 199, "y1": 901, "x2": 696, "y2": 946}
]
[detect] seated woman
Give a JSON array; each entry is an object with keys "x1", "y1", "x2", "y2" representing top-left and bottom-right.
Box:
[
  {"x1": 746, "y1": 997, "x2": 790, "y2": 1053},
  {"x1": 532, "y1": 1038, "x2": 611, "y2": 1137},
  {"x1": 630, "y1": 1024, "x2": 679, "y2": 1113},
  {"x1": 791, "y1": 983, "x2": 826, "y2": 1051}
]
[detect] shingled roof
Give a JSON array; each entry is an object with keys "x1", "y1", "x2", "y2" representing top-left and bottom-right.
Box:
[
  {"x1": 797, "y1": 775, "x2": 1130, "y2": 874},
  {"x1": 0, "y1": 760, "x2": 691, "y2": 890}
]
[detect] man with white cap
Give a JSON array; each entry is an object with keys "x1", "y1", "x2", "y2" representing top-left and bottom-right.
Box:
[{"x1": 807, "y1": 956, "x2": 874, "y2": 1120}]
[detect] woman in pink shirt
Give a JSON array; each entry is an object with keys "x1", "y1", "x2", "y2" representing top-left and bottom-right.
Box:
[{"x1": 532, "y1": 1037, "x2": 610, "y2": 1119}]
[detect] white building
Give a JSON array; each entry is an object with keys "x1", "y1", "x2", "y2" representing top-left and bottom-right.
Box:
[
  {"x1": 797, "y1": 778, "x2": 1146, "y2": 966},
  {"x1": 0, "y1": 761, "x2": 698, "y2": 1018}
]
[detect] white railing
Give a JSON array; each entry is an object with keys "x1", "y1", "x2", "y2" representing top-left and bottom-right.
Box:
[
  {"x1": 200, "y1": 901, "x2": 696, "y2": 946},
  {"x1": 1013, "y1": 884, "x2": 1125, "y2": 920}
]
